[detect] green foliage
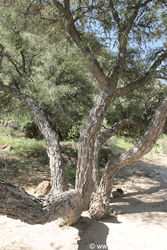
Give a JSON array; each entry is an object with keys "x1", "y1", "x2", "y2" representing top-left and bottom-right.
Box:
[
  {"x1": 65, "y1": 163, "x2": 76, "y2": 186},
  {"x1": 106, "y1": 81, "x2": 167, "y2": 138},
  {"x1": 0, "y1": 0, "x2": 95, "y2": 139},
  {"x1": 0, "y1": 0, "x2": 167, "y2": 142},
  {"x1": 107, "y1": 136, "x2": 134, "y2": 154},
  {"x1": 68, "y1": 122, "x2": 81, "y2": 140},
  {"x1": 0, "y1": 131, "x2": 46, "y2": 156}
]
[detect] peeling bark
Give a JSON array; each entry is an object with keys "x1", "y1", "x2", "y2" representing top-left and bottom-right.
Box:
[
  {"x1": 75, "y1": 91, "x2": 114, "y2": 210},
  {"x1": 89, "y1": 96, "x2": 167, "y2": 218},
  {"x1": 0, "y1": 180, "x2": 82, "y2": 226},
  {"x1": 0, "y1": 1, "x2": 167, "y2": 225},
  {"x1": 92, "y1": 119, "x2": 137, "y2": 191},
  {"x1": 0, "y1": 83, "x2": 68, "y2": 193}
]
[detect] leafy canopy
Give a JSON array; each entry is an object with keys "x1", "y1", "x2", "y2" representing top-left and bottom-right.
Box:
[
  {"x1": 0, "y1": 0, "x2": 95, "y2": 138},
  {"x1": 0, "y1": 0, "x2": 167, "y2": 139}
]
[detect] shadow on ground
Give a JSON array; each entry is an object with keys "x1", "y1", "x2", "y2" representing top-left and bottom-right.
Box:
[
  {"x1": 74, "y1": 214, "x2": 121, "y2": 250},
  {"x1": 110, "y1": 161, "x2": 167, "y2": 227},
  {"x1": 74, "y1": 160, "x2": 167, "y2": 249}
]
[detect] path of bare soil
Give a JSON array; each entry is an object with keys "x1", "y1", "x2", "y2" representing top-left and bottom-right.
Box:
[{"x1": 0, "y1": 153, "x2": 167, "y2": 250}]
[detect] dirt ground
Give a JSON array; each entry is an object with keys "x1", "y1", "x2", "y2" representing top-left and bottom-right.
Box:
[{"x1": 0, "y1": 153, "x2": 167, "y2": 250}]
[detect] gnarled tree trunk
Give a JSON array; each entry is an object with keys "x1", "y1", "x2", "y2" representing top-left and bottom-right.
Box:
[
  {"x1": 89, "y1": 96, "x2": 167, "y2": 218},
  {"x1": 75, "y1": 91, "x2": 114, "y2": 210},
  {"x1": 0, "y1": 84, "x2": 167, "y2": 225},
  {"x1": 0, "y1": 84, "x2": 68, "y2": 194},
  {"x1": 0, "y1": 0, "x2": 167, "y2": 227},
  {"x1": 0, "y1": 180, "x2": 82, "y2": 226}
]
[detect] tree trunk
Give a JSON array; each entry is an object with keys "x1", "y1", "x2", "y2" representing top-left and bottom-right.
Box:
[
  {"x1": 46, "y1": 133, "x2": 68, "y2": 195},
  {"x1": 0, "y1": 83, "x2": 167, "y2": 225},
  {"x1": 89, "y1": 96, "x2": 167, "y2": 218},
  {"x1": 75, "y1": 91, "x2": 114, "y2": 210},
  {"x1": 0, "y1": 84, "x2": 68, "y2": 194},
  {"x1": 0, "y1": 180, "x2": 82, "y2": 226}
]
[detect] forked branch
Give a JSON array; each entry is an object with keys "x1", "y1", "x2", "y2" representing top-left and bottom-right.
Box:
[
  {"x1": 94, "y1": 95, "x2": 167, "y2": 204},
  {"x1": 114, "y1": 49, "x2": 167, "y2": 98},
  {"x1": 105, "y1": 95, "x2": 167, "y2": 176}
]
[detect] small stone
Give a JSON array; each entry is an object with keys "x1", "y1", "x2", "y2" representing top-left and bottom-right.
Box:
[
  {"x1": 0, "y1": 143, "x2": 8, "y2": 149},
  {"x1": 112, "y1": 190, "x2": 123, "y2": 198},
  {"x1": 35, "y1": 181, "x2": 51, "y2": 196},
  {"x1": 4, "y1": 145, "x2": 12, "y2": 151},
  {"x1": 116, "y1": 188, "x2": 124, "y2": 195}
]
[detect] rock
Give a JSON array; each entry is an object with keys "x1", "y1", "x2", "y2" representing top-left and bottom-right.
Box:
[
  {"x1": 4, "y1": 146, "x2": 13, "y2": 151},
  {"x1": 114, "y1": 210, "x2": 125, "y2": 215},
  {"x1": 35, "y1": 181, "x2": 51, "y2": 196},
  {"x1": 112, "y1": 188, "x2": 124, "y2": 198},
  {"x1": 0, "y1": 143, "x2": 8, "y2": 149},
  {"x1": 116, "y1": 188, "x2": 124, "y2": 195}
]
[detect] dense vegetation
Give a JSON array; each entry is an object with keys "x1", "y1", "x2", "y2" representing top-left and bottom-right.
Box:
[
  {"x1": 0, "y1": 1, "x2": 166, "y2": 141},
  {"x1": 0, "y1": 0, "x2": 167, "y2": 225}
]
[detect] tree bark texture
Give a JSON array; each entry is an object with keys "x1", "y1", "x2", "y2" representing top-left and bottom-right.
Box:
[
  {"x1": 0, "y1": 84, "x2": 68, "y2": 194},
  {"x1": 0, "y1": 179, "x2": 82, "y2": 226},
  {"x1": 52, "y1": 0, "x2": 167, "y2": 213},
  {"x1": 76, "y1": 91, "x2": 115, "y2": 210},
  {"x1": 92, "y1": 119, "x2": 137, "y2": 190},
  {"x1": 89, "y1": 96, "x2": 167, "y2": 218}
]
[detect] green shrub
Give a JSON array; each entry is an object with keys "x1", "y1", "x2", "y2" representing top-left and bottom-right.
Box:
[{"x1": 65, "y1": 164, "x2": 76, "y2": 186}]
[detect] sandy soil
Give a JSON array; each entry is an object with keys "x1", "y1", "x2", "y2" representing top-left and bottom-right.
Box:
[{"x1": 0, "y1": 153, "x2": 167, "y2": 250}]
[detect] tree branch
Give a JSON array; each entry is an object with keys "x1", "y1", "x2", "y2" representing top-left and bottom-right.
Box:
[
  {"x1": 105, "y1": 95, "x2": 167, "y2": 181},
  {"x1": 92, "y1": 119, "x2": 137, "y2": 189},
  {"x1": 52, "y1": 0, "x2": 65, "y2": 13},
  {"x1": 0, "y1": 81, "x2": 68, "y2": 192},
  {"x1": 4, "y1": 53, "x2": 22, "y2": 76},
  {"x1": 96, "y1": 95, "x2": 167, "y2": 201},
  {"x1": 52, "y1": 0, "x2": 109, "y2": 90},
  {"x1": 108, "y1": 0, "x2": 122, "y2": 30},
  {"x1": 0, "y1": 179, "x2": 82, "y2": 226},
  {"x1": 73, "y1": 6, "x2": 96, "y2": 22},
  {"x1": 20, "y1": 50, "x2": 26, "y2": 74},
  {"x1": 114, "y1": 49, "x2": 167, "y2": 98},
  {"x1": 0, "y1": 43, "x2": 4, "y2": 68},
  {"x1": 0, "y1": 82, "x2": 53, "y2": 141},
  {"x1": 109, "y1": 0, "x2": 143, "y2": 86},
  {"x1": 64, "y1": 0, "x2": 70, "y2": 10},
  {"x1": 156, "y1": 76, "x2": 167, "y2": 81},
  {"x1": 98, "y1": 119, "x2": 137, "y2": 145}
]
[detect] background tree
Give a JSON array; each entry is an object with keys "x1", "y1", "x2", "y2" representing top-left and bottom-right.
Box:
[
  {"x1": 0, "y1": 0, "x2": 167, "y2": 224},
  {"x1": 0, "y1": 0, "x2": 95, "y2": 139},
  {"x1": 106, "y1": 80, "x2": 167, "y2": 138}
]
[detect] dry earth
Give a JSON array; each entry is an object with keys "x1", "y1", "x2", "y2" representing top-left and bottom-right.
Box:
[{"x1": 0, "y1": 153, "x2": 167, "y2": 250}]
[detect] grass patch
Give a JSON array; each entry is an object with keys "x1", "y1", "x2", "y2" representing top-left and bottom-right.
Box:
[
  {"x1": 107, "y1": 134, "x2": 167, "y2": 156},
  {"x1": 0, "y1": 134, "x2": 46, "y2": 156},
  {"x1": 0, "y1": 126, "x2": 48, "y2": 178},
  {"x1": 1, "y1": 122, "x2": 167, "y2": 184},
  {"x1": 107, "y1": 136, "x2": 134, "y2": 154},
  {"x1": 65, "y1": 163, "x2": 76, "y2": 186}
]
